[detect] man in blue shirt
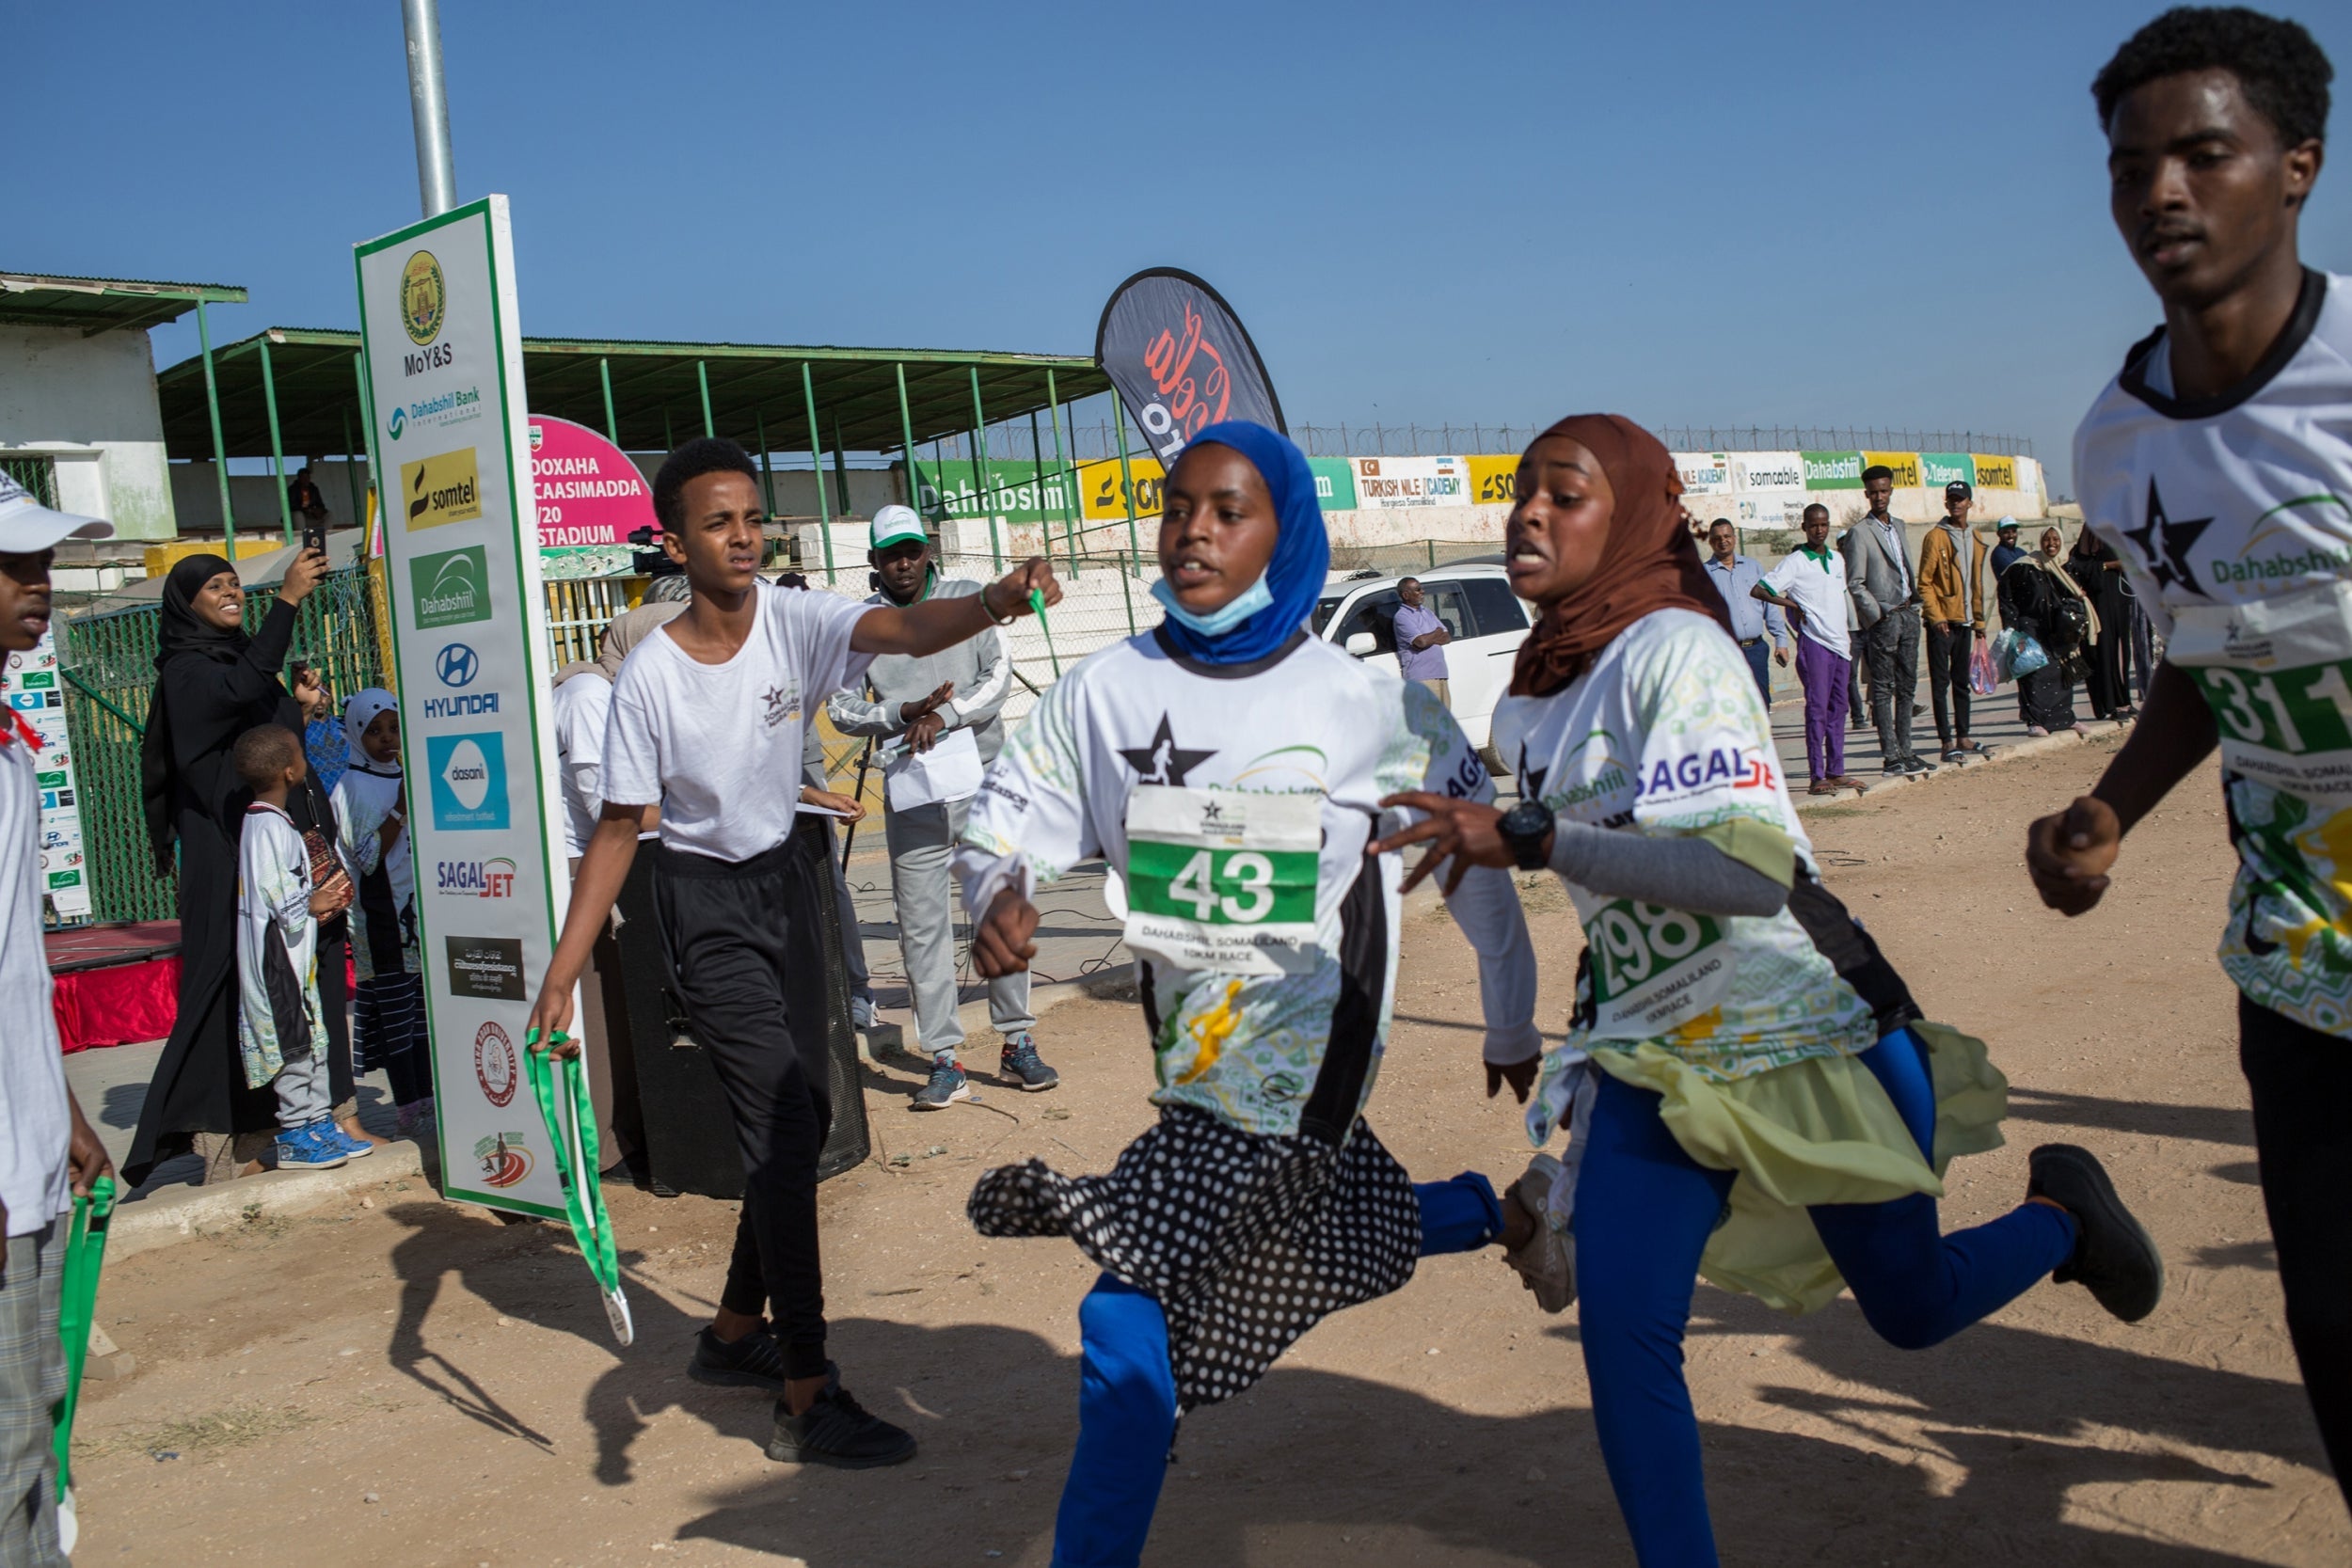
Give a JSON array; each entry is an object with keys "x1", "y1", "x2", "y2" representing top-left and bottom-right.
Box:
[
  {"x1": 1988, "y1": 517, "x2": 2028, "y2": 592},
  {"x1": 1391, "y1": 577, "x2": 1452, "y2": 706},
  {"x1": 1702, "y1": 518, "x2": 1788, "y2": 703}
]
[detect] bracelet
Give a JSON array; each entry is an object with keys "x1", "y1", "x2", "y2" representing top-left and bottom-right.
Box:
[{"x1": 979, "y1": 580, "x2": 1018, "y2": 626}]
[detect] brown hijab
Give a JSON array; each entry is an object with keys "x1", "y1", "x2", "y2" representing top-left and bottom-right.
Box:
[{"x1": 1508, "y1": 414, "x2": 1734, "y2": 697}]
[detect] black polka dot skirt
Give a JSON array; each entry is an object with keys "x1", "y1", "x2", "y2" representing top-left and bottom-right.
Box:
[{"x1": 968, "y1": 1105, "x2": 1422, "y2": 1411}]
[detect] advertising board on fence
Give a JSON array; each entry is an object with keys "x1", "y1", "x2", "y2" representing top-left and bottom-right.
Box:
[
  {"x1": 1468, "y1": 454, "x2": 1518, "y2": 507},
  {"x1": 1802, "y1": 451, "x2": 1864, "y2": 489},
  {"x1": 1351, "y1": 455, "x2": 1470, "y2": 509},
  {"x1": 1672, "y1": 452, "x2": 1734, "y2": 497},
  {"x1": 357, "y1": 196, "x2": 569, "y2": 1221},
  {"x1": 527, "y1": 415, "x2": 656, "y2": 547},
  {"x1": 1921, "y1": 452, "x2": 1976, "y2": 491},
  {"x1": 1972, "y1": 454, "x2": 2018, "y2": 490},
  {"x1": 1733, "y1": 451, "x2": 1806, "y2": 494},
  {"x1": 5, "y1": 631, "x2": 88, "y2": 920},
  {"x1": 912, "y1": 457, "x2": 1081, "y2": 531},
  {"x1": 1076, "y1": 454, "x2": 1167, "y2": 524},
  {"x1": 1861, "y1": 451, "x2": 1922, "y2": 489}
]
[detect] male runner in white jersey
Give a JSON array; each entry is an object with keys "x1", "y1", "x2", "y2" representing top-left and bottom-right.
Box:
[
  {"x1": 2026, "y1": 6, "x2": 2347, "y2": 1507},
  {"x1": 526, "y1": 438, "x2": 1060, "y2": 1469}
]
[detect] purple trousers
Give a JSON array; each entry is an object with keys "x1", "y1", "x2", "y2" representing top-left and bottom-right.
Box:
[{"x1": 1796, "y1": 636, "x2": 1850, "y2": 782}]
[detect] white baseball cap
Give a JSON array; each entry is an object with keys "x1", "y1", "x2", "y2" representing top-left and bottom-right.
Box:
[
  {"x1": 0, "y1": 472, "x2": 111, "y2": 553},
  {"x1": 869, "y1": 504, "x2": 927, "y2": 551}
]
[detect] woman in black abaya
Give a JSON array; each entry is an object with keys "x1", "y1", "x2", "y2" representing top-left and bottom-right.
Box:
[{"x1": 126, "y1": 547, "x2": 354, "y2": 1185}]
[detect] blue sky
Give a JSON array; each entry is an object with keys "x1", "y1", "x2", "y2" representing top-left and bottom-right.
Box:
[{"x1": 9, "y1": 0, "x2": 2348, "y2": 492}]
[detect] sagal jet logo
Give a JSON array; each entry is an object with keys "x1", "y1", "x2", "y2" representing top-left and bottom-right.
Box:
[{"x1": 403, "y1": 449, "x2": 482, "y2": 531}]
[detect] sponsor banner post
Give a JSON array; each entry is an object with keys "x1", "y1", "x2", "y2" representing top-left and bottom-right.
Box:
[
  {"x1": 1972, "y1": 454, "x2": 2019, "y2": 490},
  {"x1": 1802, "y1": 450, "x2": 1864, "y2": 490},
  {"x1": 1921, "y1": 452, "x2": 1976, "y2": 491},
  {"x1": 1861, "y1": 451, "x2": 1922, "y2": 489},
  {"x1": 357, "y1": 196, "x2": 569, "y2": 1220},
  {"x1": 1095, "y1": 268, "x2": 1285, "y2": 462},
  {"x1": 1672, "y1": 452, "x2": 1734, "y2": 497},
  {"x1": 1351, "y1": 454, "x2": 1471, "y2": 510},
  {"x1": 6, "y1": 631, "x2": 89, "y2": 919}
]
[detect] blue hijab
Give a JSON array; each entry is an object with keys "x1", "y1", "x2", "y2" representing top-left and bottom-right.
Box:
[{"x1": 1153, "y1": 420, "x2": 1329, "y2": 666}]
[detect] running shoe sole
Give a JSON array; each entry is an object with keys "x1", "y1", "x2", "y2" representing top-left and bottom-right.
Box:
[{"x1": 911, "y1": 1082, "x2": 972, "y2": 1110}]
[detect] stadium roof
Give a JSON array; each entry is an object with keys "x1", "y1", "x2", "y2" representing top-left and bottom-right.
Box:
[{"x1": 0, "y1": 272, "x2": 247, "y2": 336}]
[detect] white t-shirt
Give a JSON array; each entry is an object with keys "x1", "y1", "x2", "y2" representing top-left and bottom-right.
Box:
[
  {"x1": 552, "y1": 673, "x2": 612, "y2": 858},
  {"x1": 0, "y1": 736, "x2": 68, "y2": 1238},
  {"x1": 2075, "y1": 268, "x2": 2352, "y2": 1035},
  {"x1": 602, "y1": 580, "x2": 873, "y2": 862},
  {"x1": 1762, "y1": 546, "x2": 1851, "y2": 659}
]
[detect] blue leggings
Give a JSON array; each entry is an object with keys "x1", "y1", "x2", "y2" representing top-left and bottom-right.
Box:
[
  {"x1": 1578, "y1": 1028, "x2": 2078, "y2": 1567},
  {"x1": 1050, "y1": 1172, "x2": 1504, "y2": 1568}
]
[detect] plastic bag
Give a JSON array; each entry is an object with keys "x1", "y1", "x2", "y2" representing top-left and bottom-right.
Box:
[
  {"x1": 1969, "y1": 637, "x2": 1998, "y2": 695},
  {"x1": 2002, "y1": 630, "x2": 2049, "y2": 679}
]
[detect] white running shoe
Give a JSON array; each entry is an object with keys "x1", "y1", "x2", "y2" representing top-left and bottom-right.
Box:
[{"x1": 1502, "y1": 1154, "x2": 1575, "y2": 1313}]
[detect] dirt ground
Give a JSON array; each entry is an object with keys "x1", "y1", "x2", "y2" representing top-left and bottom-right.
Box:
[{"x1": 68, "y1": 739, "x2": 2347, "y2": 1567}]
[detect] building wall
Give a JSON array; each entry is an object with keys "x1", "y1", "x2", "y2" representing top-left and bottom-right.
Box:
[{"x1": 0, "y1": 323, "x2": 178, "y2": 540}]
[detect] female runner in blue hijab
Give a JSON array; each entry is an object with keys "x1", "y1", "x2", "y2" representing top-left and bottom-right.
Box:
[{"x1": 952, "y1": 422, "x2": 1546, "y2": 1567}]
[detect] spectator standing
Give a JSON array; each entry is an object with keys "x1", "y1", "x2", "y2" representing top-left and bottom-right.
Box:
[
  {"x1": 2069, "y1": 528, "x2": 2138, "y2": 720},
  {"x1": 1700, "y1": 518, "x2": 1788, "y2": 704},
  {"x1": 1840, "y1": 466, "x2": 1934, "y2": 775},
  {"x1": 1988, "y1": 516, "x2": 2028, "y2": 583},
  {"x1": 828, "y1": 507, "x2": 1056, "y2": 1108},
  {"x1": 1754, "y1": 503, "x2": 1860, "y2": 792},
  {"x1": 285, "y1": 466, "x2": 326, "y2": 528},
  {"x1": 1391, "y1": 576, "x2": 1453, "y2": 706},
  {"x1": 774, "y1": 572, "x2": 877, "y2": 1030},
  {"x1": 331, "y1": 691, "x2": 435, "y2": 1141},
  {"x1": 0, "y1": 477, "x2": 114, "y2": 1568},
  {"x1": 232, "y1": 725, "x2": 363, "y2": 1170},
  {"x1": 1919, "y1": 479, "x2": 1991, "y2": 761},
  {"x1": 289, "y1": 659, "x2": 347, "y2": 793},
  {"x1": 2001, "y1": 530, "x2": 2094, "y2": 737}
]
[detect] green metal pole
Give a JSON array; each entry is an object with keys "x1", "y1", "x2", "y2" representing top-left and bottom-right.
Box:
[
  {"x1": 894, "y1": 362, "x2": 919, "y2": 518},
  {"x1": 259, "y1": 336, "x2": 293, "y2": 545},
  {"x1": 697, "y1": 360, "x2": 715, "y2": 437},
  {"x1": 1046, "y1": 370, "x2": 1077, "y2": 578},
  {"x1": 1029, "y1": 408, "x2": 1049, "y2": 575},
  {"x1": 1111, "y1": 388, "x2": 1141, "y2": 566},
  {"x1": 196, "y1": 299, "x2": 236, "y2": 558},
  {"x1": 803, "y1": 362, "x2": 836, "y2": 585},
  {"x1": 755, "y1": 408, "x2": 776, "y2": 516},
  {"x1": 1119, "y1": 548, "x2": 1136, "y2": 634},
  {"x1": 663, "y1": 408, "x2": 674, "y2": 451},
  {"x1": 830, "y1": 421, "x2": 851, "y2": 520},
  {"x1": 353, "y1": 353, "x2": 381, "y2": 541},
  {"x1": 340, "y1": 404, "x2": 363, "y2": 527},
  {"x1": 599, "y1": 357, "x2": 618, "y2": 443},
  {"x1": 968, "y1": 367, "x2": 999, "y2": 573}
]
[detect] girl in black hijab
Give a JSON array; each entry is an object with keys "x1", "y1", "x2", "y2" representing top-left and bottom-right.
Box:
[{"x1": 127, "y1": 546, "x2": 354, "y2": 1184}]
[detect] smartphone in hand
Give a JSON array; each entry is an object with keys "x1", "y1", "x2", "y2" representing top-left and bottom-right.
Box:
[{"x1": 301, "y1": 522, "x2": 327, "y2": 558}]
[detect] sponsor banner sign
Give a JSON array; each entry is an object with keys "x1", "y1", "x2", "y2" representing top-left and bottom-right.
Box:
[
  {"x1": 1921, "y1": 452, "x2": 1976, "y2": 491},
  {"x1": 1672, "y1": 452, "x2": 1734, "y2": 497},
  {"x1": 1738, "y1": 494, "x2": 1809, "y2": 530},
  {"x1": 1307, "y1": 456, "x2": 1357, "y2": 512},
  {"x1": 1095, "y1": 268, "x2": 1285, "y2": 462},
  {"x1": 910, "y1": 457, "x2": 1082, "y2": 530},
  {"x1": 358, "y1": 196, "x2": 568, "y2": 1221},
  {"x1": 1802, "y1": 450, "x2": 1864, "y2": 490},
  {"x1": 1732, "y1": 451, "x2": 1806, "y2": 494},
  {"x1": 1861, "y1": 451, "x2": 1922, "y2": 489},
  {"x1": 1075, "y1": 454, "x2": 1167, "y2": 524},
  {"x1": 1350, "y1": 455, "x2": 1471, "y2": 510},
  {"x1": 527, "y1": 414, "x2": 656, "y2": 548},
  {"x1": 5, "y1": 632, "x2": 89, "y2": 919},
  {"x1": 1469, "y1": 454, "x2": 1520, "y2": 507},
  {"x1": 1972, "y1": 454, "x2": 2018, "y2": 490}
]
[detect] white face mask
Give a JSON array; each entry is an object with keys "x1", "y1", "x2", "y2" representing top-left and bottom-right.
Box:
[{"x1": 1149, "y1": 571, "x2": 1274, "y2": 637}]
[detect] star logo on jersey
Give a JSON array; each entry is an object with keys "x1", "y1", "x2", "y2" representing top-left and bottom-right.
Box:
[
  {"x1": 1518, "y1": 747, "x2": 1549, "y2": 804},
  {"x1": 761, "y1": 684, "x2": 798, "y2": 729},
  {"x1": 1119, "y1": 714, "x2": 1215, "y2": 787},
  {"x1": 2120, "y1": 477, "x2": 2214, "y2": 597}
]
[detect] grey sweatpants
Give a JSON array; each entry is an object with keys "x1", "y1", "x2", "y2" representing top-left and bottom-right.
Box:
[
  {"x1": 885, "y1": 794, "x2": 1032, "y2": 1061},
  {"x1": 272, "y1": 1049, "x2": 329, "y2": 1132},
  {"x1": 0, "y1": 1224, "x2": 65, "y2": 1568}
]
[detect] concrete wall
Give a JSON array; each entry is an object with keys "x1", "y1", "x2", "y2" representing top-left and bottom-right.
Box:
[
  {"x1": 0, "y1": 323, "x2": 178, "y2": 540},
  {"x1": 170, "y1": 455, "x2": 373, "y2": 537}
]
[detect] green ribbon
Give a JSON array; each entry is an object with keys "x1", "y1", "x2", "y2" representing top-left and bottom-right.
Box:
[
  {"x1": 53, "y1": 1174, "x2": 116, "y2": 1500},
  {"x1": 524, "y1": 1031, "x2": 630, "y2": 1342},
  {"x1": 1030, "y1": 586, "x2": 1060, "y2": 678}
]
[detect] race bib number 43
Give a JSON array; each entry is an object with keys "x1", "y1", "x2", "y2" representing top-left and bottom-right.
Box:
[
  {"x1": 1583, "y1": 897, "x2": 1732, "y2": 1039},
  {"x1": 1123, "y1": 785, "x2": 1320, "y2": 974}
]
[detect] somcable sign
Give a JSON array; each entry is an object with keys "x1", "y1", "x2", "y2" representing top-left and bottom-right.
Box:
[{"x1": 356, "y1": 197, "x2": 571, "y2": 1220}]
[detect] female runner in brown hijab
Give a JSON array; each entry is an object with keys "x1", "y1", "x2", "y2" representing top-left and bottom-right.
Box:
[{"x1": 1375, "y1": 416, "x2": 2158, "y2": 1566}]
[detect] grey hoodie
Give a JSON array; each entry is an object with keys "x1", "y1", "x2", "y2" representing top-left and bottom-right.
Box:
[{"x1": 825, "y1": 575, "x2": 1013, "y2": 766}]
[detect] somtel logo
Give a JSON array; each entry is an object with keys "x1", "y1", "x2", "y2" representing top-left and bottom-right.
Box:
[
  {"x1": 409, "y1": 546, "x2": 489, "y2": 629},
  {"x1": 436, "y1": 857, "x2": 516, "y2": 898},
  {"x1": 425, "y1": 732, "x2": 510, "y2": 831},
  {"x1": 403, "y1": 449, "x2": 482, "y2": 531},
  {"x1": 446, "y1": 934, "x2": 527, "y2": 1002},
  {"x1": 422, "y1": 691, "x2": 499, "y2": 719}
]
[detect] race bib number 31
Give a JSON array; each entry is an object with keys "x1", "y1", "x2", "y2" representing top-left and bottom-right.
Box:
[
  {"x1": 1123, "y1": 785, "x2": 1320, "y2": 974},
  {"x1": 2170, "y1": 584, "x2": 2352, "y2": 804},
  {"x1": 1583, "y1": 897, "x2": 1732, "y2": 1039}
]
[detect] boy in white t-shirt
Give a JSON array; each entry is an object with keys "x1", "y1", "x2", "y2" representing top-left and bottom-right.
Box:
[
  {"x1": 233, "y1": 725, "x2": 362, "y2": 1171},
  {"x1": 526, "y1": 438, "x2": 1060, "y2": 1470},
  {"x1": 1754, "y1": 502, "x2": 1861, "y2": 792},
  {"x1": 0, "y1": 475, "x2": 115, "y2": 1567}
]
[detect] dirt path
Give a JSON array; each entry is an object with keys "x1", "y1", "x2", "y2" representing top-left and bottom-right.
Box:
[{"x1": 71, "y1": 740, "x2": 2345, "y2": 1566}]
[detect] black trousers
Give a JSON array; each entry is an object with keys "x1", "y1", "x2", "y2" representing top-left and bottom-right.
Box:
[
  {"x1": 652, "y1": 818, "x2": 839, "y2": 1380},
  {"x1": 2240, "y1": 994, "x2": 2352, "y2": 1506},
  {"x1": 1924, "y1": 623, "x2": 1975, "y2": 748},
  {"x1": 1864, "y1": 605, "x2": 1920, "y2": 763}
]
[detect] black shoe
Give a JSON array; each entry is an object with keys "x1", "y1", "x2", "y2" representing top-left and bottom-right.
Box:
[
  {"x1": 689, "y1": 1324, "x2": 789, "y2": 1390},
  {"x1": 999, "y1": 1032, "x2": 1059, "y2": 1091},
  {"x1": 1901, "y1": 754, "x2": 1939, "y2": 774},
  {"x1": 2029, "y1": 1144, "x2": 2164, "y2": 1323},
  {"x1": 768, "y1": 1383, "x2": 918, "y2": 1468},
  {"x1": 1882, "y1": 760, "x2": 1908, "y2": 776}
]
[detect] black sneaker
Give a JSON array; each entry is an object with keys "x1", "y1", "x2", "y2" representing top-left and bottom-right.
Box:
[
  {"x1": 999, "y1": 1032, "x2": 1059, "y2": 1092},
  {"x1": 2029, "y1": 1144, "x2": 2164, "y2": 1323},
  {"x1": 767, "y1": 1383, "x2": 918, "y2": 1468},
  {"x1": 689, "y1": 1324, "x2": 787, "y2": 1390},
  {"x1": 912, "y1": 1060, "x2": 971, "y2": 1110},
  {"x1": 1882, "y1": 760, "x2": 1908, "y2": 777},
  {"x1": 1901, "y1": 754, "x2": 1940, "y2": 774}
]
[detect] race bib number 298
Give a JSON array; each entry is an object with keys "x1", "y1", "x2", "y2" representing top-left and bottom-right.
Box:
[{"x1": 1582, "y1": 897, "x2": 1733, "y2": 1039}]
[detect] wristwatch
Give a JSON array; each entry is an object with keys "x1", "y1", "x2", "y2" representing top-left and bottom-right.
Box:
[{"x1": 1495, "y1": 800, "x2": 1554, "y2": 871}]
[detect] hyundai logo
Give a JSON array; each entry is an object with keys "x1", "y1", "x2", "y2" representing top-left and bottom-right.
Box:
[{"x1": 436, "y1": 643, "x2": 480, "y2": 688}]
